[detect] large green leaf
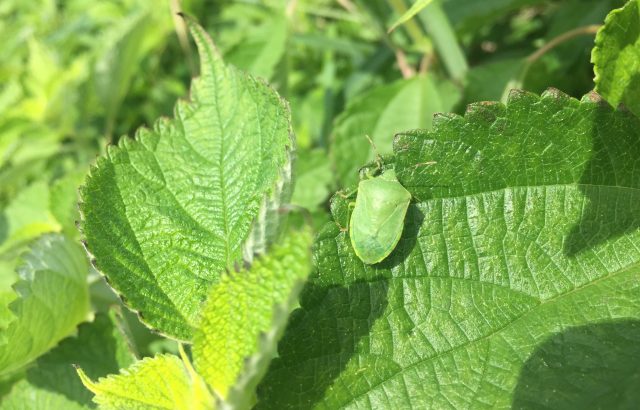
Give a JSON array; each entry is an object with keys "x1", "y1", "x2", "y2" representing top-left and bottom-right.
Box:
[
  {"x1": 0, "y1": 312, "x2": 135, "y2": 409},
  {"x1": 193, "y1": 228, "x2": 312, "y2": 408},
  {"x1": 0, "y1": 234, "x2": 89, "y2": 376},
  {"x1": 257, "y1": 89, "x2": 640, "y2": 408},
  {"x1": 330, "y1": 75, "x2": 459, "y2": 187},
  {"x1": 592, "y1": 0, "x2": 640, "y2": 117},
  {"x1": 79, "y1": 19, "x2": 293, "y2": 340}
]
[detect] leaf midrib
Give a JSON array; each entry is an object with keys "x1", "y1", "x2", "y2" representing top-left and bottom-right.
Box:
[{"x1": 408, "y1": 181, "x2": 640, "y2": 203}]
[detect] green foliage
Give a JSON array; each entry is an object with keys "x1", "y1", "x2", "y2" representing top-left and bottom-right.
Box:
[
  {"x1": 593, "y1": 0, "x2": 640, "y2": 117},
  {"x1": 2, "y1": 0, "x2": 640, "y2": 409},
  {"x1": 79, "y1": 229, "x2": 312, "y2": 409},
  {"x1": 349, "y1": 169, "x2": 412, "y2": 264},
  {"x1": 257, "y1": 89, "x2": 640, "y2": 408},
  {"x1": 216, "y1": 3, "x2": 288, "y2": 81},
  {"x1": 331, "y1": 75, "x2": 459, "y2": 187},
  {"x1": 291, "y1": 149, "x2": 333, "y2": 209},
  {"x1": 193, "y1": 229, "x2": 311, "y2": 403},
  {"x1": 0, "y1": 234, "x2": 89, "y2": 376},
  {"x1": 0, "y1": 312, "x2": 135, "y2": 409},
  {"x1": 78, "y1": 352, "x2": 213, "y2": 410},
  {"x1": 0, "y1": 182, "x2": 60, "y2": 260},
  {"x1": 388, "y1": 0, "x2": 434, "y2": 33},
  {"x1": 0, "y1": 0, "x2": 180, "y2": 205},
  {"x1": 79, "y1": 19, "x2": 294, "y2": 340}
]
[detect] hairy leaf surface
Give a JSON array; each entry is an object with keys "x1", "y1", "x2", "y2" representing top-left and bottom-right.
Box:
[
  {"x1": 592, "y1": 0, "x2": 640, "y2": 117},
  {"x1": 80, "y1": 20, "x2": 293, "y2": 339},
  {"x1": 78, "y1": 352, "x2": 212, "y2": 410},
  {"x1": 258, "y1": 89, "x2": 640, "y2": 408},
  {"x1": 193, "y1": 229, "x2": 312, "y2": 408}
]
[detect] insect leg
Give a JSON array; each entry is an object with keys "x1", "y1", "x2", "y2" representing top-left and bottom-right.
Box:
[
  {"x1": 336, "y1": 201, "x2": 356, "y2": 232},
  {"x1": 337, "y1": 187, "x2": 357, "y2": 199}
]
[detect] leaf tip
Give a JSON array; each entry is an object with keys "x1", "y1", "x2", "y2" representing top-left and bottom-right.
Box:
[
  {"x1": 541, "y1": 87, "x2": 570, "y2": 101},
  {"x1": 583, "y1": 90, "x2": 607, "y2": 105},
  {"x1": 506, "y1": 88, "x2": 537, "y2": 104},
  {"x1": 76, "y1": 366, "x2": 100, "y2": 395}
]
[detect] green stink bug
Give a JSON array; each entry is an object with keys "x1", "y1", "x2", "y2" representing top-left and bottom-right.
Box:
[{"x1": 349, "y1": 168, "x2": 412, "y2": 265}]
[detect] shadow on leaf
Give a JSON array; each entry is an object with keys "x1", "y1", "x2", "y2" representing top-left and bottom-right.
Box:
[
  {"x1": 25, "y1": 314, "x2": 130, "y2": 407},
  {"x1": 512, "y1": 319, "x2": 640, "y2": 409},
  {"x1": 564, "y1": 106, "x2": 640, "y2": 256},
  {"x1": 377, "y1": 203, "x2": 424, "y2": 270},
  {"x1": 256, "y1": 277, "x2": 389, "y2": 409}
]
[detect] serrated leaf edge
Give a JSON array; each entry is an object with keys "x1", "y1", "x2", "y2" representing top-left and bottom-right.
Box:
[{"x1": 77, "y1": 18, "x2": 295, "y2": 341}]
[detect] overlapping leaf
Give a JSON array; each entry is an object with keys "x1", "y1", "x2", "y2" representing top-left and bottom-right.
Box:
[
  {"x1": 79, "y1": 19, "x2": 293, "y2": 340},
  {"x1": 0, "y1": 313, "x2": 135, "y2": 409},
  {"x1": 193, "y1": 228, "x2": 312, "y2": 408},
  {"x1": 592, "y1": 0, "x2": 640, "y2": 117},
  {"x1": 257, "y1": 89, "x2": 640, "y2": 408},
  {"x1": 79, "y1": 229, "x2": 312, "y2": 410},
  {"x1": 0, "y1": 234, "x2": 89, "y2": 376}
]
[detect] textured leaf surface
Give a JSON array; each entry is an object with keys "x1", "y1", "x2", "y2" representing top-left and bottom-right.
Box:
[
  {"x1": 257, "y1": 89, "x2": 640, "y2": 408},
  {"x1": 78, "y1": 351, "x2": 212, "y2": 410},
  {"x1": 592, "y1": 0, "x2": 640, "y2": 117},
  {"x1": 79, "y1": 20, "x2": 293, "y2": 339},
  {"x1": 331, "y1": 75, "x2": 459, "y2": 187},
  {"x1": 193, "y1": 229, "x2": 312, "y2": 407},
  {"x1": 0, "y1": 234, "x2": 89, "y2": 376},
  {"x1": 0, "y1": 312, "x2": 135, "y2": 409}
]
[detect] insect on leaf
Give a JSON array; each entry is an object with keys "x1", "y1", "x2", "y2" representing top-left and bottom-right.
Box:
[
  {"x1": 257, "y1": 89, "x2": 640, "y2": 408},
  {"x1": 349, "y1": 170, "x2": 411, "y2": 265}
]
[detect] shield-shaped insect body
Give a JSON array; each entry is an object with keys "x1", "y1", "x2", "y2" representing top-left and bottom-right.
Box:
[{"x1": 349, "y1": 169, "x2": 411, "y2": 264}]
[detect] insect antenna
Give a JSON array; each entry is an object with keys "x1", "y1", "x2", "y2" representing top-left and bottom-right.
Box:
[{"x1": 364, "y1": 134, "x2": 384, "y2": 172}]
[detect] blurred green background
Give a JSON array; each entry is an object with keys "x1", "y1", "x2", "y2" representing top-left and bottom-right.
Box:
[{"x1": 0, "y1": 0, "x2": 623, "y2": 271}]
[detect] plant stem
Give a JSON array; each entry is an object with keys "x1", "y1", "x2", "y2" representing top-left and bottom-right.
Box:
[
  {"x1": 500, "y1": 24, "x2": 602, "y2": 102},
  {"x1": 526, "y1": 24, "x2": 602, "y2": 64},
  {"x1": 395, "y1": 49, "x2": 416, "y2": 78}
]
